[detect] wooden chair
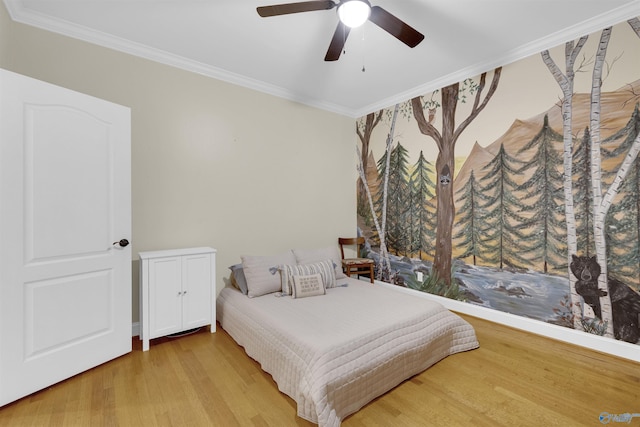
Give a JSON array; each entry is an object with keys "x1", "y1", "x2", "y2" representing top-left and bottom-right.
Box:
[{"x1": 338, "y1": 237, "x2": 374, "y2": 283}]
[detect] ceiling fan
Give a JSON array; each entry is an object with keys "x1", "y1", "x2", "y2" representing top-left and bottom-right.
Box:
[{"x1": 256, "y1": 0, "x2": 425, "y2": 61}]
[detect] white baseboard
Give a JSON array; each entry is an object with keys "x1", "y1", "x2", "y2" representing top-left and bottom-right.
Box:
[
  {"x1": 130, "y1": 284, "x2": 638, "y2": 362},
  {"x1": 377, "y1": 281, "x2": 640, "y2": 364}
]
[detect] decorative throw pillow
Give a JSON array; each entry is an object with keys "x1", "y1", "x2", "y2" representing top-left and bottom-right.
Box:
[
  {"x1": 228, "y1": 263, "x2": 248, "y2": 295},
  {"x1": 291, "y1": 273, "x2": 325, "y2": 299},
  {"x1": 242, "y1": 251, "x2": 296, "y2": 298},
  {"x1": 280, "y1": 259, "x2": 336, "y2": 295},
  {"x1": 292, "y1": 246, "x2": 346, "y2": 279}
]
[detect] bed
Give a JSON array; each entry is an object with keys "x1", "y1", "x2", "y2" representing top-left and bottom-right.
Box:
[{"x1": 217, "y1": 252, "x2": 479, "y2": 427}]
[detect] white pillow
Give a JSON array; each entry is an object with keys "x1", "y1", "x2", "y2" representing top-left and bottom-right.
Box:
[
  {"x1": 291, "y1": 273, "x2": 325, "y2": 298},
  {"x1": 241, "y1": 251, "x2": 296, "y2": 298},
  {"x1": 280, "y1": 259, "x2": 337, "y2": 295},
  {"x1": 293, "y1": 246, "x2": 346, "y2": 279}
]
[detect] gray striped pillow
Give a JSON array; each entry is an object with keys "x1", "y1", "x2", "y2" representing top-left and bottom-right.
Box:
[
  {"x1": 280, "y1": 259, "x2": 337, "y2": 296},
  {"x1": 292, "y1": 246, "x2": 347, "y2": 279}
]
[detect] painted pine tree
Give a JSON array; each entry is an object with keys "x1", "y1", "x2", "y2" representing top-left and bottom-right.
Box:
[
  {"x1": 515, "y1": 115, "x2": 567, "y2": 273},
  {"x1": 602, "y1": 104, "x2": 640, "y2": 287},
  {"x1": 376, "y1": 143, "x2": 411, "y2": 255},
  {"x1": 408, "y1": 151, "x2": 437, "y2": 260},
  {"x1": 479, "y1": 144, "x2": 528, "y2": 269},
  {"x1": 573, "y1": 127, "x2": 596, "y2": 259},
  {"x1": 453, "y1": 170, "x2": 491, "y2": 266}
]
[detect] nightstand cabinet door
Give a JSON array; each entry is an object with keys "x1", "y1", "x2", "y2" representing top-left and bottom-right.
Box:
[
  {"x1": 148, "y1": 256, "x2": 183, "y2": 338},
  {"x1": 181, "y1": 253, "x2": 212, "y2": 330}
]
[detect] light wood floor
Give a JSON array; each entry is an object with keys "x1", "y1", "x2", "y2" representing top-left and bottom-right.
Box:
[{"x1": 1, "y1": 314, "x2": 638, "y2": 426}]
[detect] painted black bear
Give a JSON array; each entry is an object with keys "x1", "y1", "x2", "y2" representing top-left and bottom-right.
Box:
[{"x1": 570, "y1": 255, "x2": 640, "y2": 344}]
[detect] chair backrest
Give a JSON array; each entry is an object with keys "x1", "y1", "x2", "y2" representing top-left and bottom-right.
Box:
[{"x1": 338, "y1": 237, "x2": 365, "y2": 259}]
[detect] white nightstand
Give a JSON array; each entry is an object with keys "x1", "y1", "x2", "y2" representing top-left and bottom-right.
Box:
[{"x1": 139, "y1": 247, "x2": 216, "y2": 351}]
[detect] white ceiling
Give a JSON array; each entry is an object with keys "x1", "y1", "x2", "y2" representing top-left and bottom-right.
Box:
[{"x1": 5, "y1": 0, "x2": 640, "y2": 117}]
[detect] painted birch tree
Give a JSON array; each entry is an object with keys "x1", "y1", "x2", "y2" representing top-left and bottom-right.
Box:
[
  {"x1": 542, "y1": 20, "x2": 640, "y2": 336},
  {"x1": 411, "y1": 69, "x2": 502, "y2": 286},
  {"x1": 541, "y1": 35, "x2": 588, "y2": 330},
  {"x1": 356, "y1": 142, "x2": 391, "y2": 277},
  {"x1": 590, "y1": 23, "x2": 640, "y2": 337},
  {"x1": 356, "y1": 104, "x2": 401, "y2": 280},
  {"x1": 356, "y1": 111, "x2": 383, "y2": 218}
]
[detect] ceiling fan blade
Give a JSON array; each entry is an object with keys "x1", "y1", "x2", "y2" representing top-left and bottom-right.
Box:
[
  {"x1": 257, "y1": 1, "x2": 336, "y2": 17},
  {"x1": 325, "y1": 21, "x2": 351, "y2": 61},
  {"x1": 369, "y1": 5, "x2": 424, "y2": 48}
]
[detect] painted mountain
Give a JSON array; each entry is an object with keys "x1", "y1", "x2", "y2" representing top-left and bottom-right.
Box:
[
  {"x1": 358, "y1": 79, "x2": 640, "y2": 289},
  {"x1": 451, "y1": 79, "x2": 640, "y2": 283}
]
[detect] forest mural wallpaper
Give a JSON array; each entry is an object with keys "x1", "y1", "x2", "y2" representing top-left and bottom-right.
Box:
[{"x1": 356, "y1": 17, "x2": 640, "y2": 345}]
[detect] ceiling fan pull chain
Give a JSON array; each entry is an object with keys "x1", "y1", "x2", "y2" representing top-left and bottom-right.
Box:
[
  {"x1": 362, "y1": 27, "x2": 366, "y2": 72},
  {"x1": 343, "y1": 23, "x2": 347, "y2": 55}
]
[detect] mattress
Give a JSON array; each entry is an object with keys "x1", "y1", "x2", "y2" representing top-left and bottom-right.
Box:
[{"x1": 216, "y1": 277, "x2": 479, "y2": 427}]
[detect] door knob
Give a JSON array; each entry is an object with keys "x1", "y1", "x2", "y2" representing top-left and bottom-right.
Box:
[{"x1": 113, "y1": 239, "x2": 130, "y2": 248}]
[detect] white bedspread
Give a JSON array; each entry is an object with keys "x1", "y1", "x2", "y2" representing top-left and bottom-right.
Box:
[{"x1": 216, "y1": 277, "x2": 479, "y2": 427}]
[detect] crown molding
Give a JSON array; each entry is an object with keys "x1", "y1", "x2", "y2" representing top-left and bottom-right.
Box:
[
  {"x1": 2, "y1": 0, "x2": 354, "y2": 117},
  {"x1": 355, "y1": 0, "x2": 640, "y2": 118},
  {"x1": 5, "y1": 0, "x2": 640, "y2": 119}
]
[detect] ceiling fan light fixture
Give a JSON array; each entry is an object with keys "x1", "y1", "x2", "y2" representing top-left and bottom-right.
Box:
[{"x1": 337, "y1": 0, "x2": 371, "y2": 28}]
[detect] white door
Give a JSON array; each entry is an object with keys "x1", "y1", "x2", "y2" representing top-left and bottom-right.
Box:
[{"x1": 0, "y1": 69, "x2": 131, "y2": 406}]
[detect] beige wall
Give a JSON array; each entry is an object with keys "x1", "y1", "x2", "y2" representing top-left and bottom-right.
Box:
[
  {"x1": 0, "y1": 5, "x2": 8, "y2": 64},
  {"x1": 1, "y1": 4, "x2": 357, "y2": 324}
]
